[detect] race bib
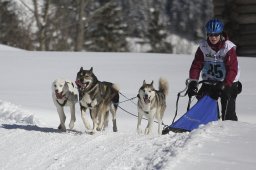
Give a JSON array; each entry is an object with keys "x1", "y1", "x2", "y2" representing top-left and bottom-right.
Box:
[
  {"x1": 199, "y1": 40, "x2": 237, "y2": 82},
  {"x1": 202, "y1": 61, "x2": 226, "y2": 81}
]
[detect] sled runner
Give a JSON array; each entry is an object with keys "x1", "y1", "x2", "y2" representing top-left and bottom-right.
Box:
[{"x1": 162, "y1": 79, "x2": 220, "y2": 134}]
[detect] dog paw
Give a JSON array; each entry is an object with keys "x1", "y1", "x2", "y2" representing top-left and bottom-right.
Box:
[
  {"x1": 137, "y1": 128, "x2": 143, "y2": 134},
  {"x1": 144, "y1": 128, "x2": 150, "y2": 135},
  {"x1": 96, "y1": 127, "x2": 102, "y2": 131},
  {"x1": 69, "y1": 121, "x2": 75, "y2": 129},
  {"x1": 58, "y1": 124, "x2": 66, "y2": 132},
  {"x1": 88, "y1": 129, "x2": 97, "y2": 135},
  {"x1": 85, "y1": 124, "x2": 91, "y2": 130},
  {"x1": 84, "y1": 129, "x2": 93, "y2": 134},
  {"x1": 113, "y1": 126, "x2": 118, "y2": 132}
]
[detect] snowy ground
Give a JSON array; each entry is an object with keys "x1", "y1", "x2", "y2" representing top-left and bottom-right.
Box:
[{"x1": 0, "y1": 45, "x2": 256, "y2": 170}]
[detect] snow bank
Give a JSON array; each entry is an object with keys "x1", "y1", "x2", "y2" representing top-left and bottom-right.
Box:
[
  {"x1": 0, "y1": 44, "x2": 23, "y2": 51},
  {"x1": 0, "y1": 100, "x2": 40, "y2": 125}
]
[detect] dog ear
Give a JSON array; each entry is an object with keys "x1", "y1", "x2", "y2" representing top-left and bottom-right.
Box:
[
  {"x1": 137, "y1": 93, "x2": 140, "y2": 99},
  {"x1": 63, "y1": 82, "x2": 69, "y2": 93},
  {"x1": 143, "y1": 80, "x2": 146, "y2": 85},
  {"x1": 150, "y1": 81, "x2": 154, "y2": 86},
  {"x1": 80, "y1": 67, "x2": 83, "y2": 71},
  {"x1": 90, "y1": 67, "x2": 93, "y2": 73},
  {"x1": 64, "y1": 81, "x2": 68, "y2": 88}
]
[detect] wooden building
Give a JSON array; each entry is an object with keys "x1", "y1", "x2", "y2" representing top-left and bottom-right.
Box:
[{"x1": 213, "y1": 0, "x2": 256, "y2": 57}]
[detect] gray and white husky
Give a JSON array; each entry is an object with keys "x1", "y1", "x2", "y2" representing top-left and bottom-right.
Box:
[
  {"x1": 137, "y1": 78, "x2": 169, "y2": 135},
  {"x1": 52, "y1": 79, "x2": 78, "y2": 131},
  {"x1": 75, "y1": 67, "x2": 119, "y2": 134}
]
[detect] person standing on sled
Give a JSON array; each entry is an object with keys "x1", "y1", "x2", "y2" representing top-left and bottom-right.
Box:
[{"x1": 187, "y1": 18, "x2": 242, "y2": 121}]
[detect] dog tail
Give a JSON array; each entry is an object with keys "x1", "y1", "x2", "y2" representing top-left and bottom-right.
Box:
[
  {"x1": 159, "y1": 77, "x2": 169, "y2": 96},
  {"x1": 112, "y1": 83, "x2": 120, "y2": 92}
]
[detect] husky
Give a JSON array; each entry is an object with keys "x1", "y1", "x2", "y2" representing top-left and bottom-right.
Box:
[
  {"x1": 75, "y1": 67, "x2": 119, "y2": 134},
  {"x1": 137, "y1": 78, "x2": 169, "y2": 135},
  {"x1": 52, "y1": 79, "x2": 78, "y2": 132}
]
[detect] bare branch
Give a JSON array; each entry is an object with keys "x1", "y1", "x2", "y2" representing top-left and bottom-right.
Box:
[
  {"x1": 43, "y1": 0, "x2": 51, "y2": 25},
  {"x1": 18, "y1": 0, "x2": 34, "y2": 13},
  {"x1": 33, "y1": 0, "x2": 41, "y2": 28}
]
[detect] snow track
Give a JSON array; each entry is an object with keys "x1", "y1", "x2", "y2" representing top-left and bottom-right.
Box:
[
  {"x1": 1, "y1": 99, "x2": 256, "y2": 170},
  {"x1": 0, "y1": 121, "x2": 194, "y2": 170},
  {"x1": 0, "y1": 100, "x2": 195, "y2": 170}
]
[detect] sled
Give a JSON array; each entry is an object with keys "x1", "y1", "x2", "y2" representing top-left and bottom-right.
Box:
[{"x1": 162, "y1": 79, "x2": 219, "y2": 134}]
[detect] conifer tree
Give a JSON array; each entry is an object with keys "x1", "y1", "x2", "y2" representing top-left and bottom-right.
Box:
[
  {"x1": 0, "y1": 0, "x2": 32, "y2": 49},
  {"x1": 84, "y1": 1, "x2": 128, "y2": 52},
  {"x1": 147, "y1": 9, "x2": 172, "y2": 53}
]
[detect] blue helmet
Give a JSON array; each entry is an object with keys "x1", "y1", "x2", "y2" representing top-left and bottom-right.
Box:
[{"x1": 205, "y1": 18, "x2": 224, "y2": 34}]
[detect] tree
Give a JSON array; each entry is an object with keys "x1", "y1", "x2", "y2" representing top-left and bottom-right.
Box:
[
  {"x1": 0, "y1": 0, "x2": 33, "y2": 49},
  {"x1": 146, "y1": 8, "x2": 172, "y2": 53},
  {"x1": 32, "y1": 0, "x2": 51, "y2": 50},
  {"x1": 75, "y1": 0, "x2": 86, "y2": 51},
  {"x1": 84, "y1": 1, "x2": 128, "y2": 52}
]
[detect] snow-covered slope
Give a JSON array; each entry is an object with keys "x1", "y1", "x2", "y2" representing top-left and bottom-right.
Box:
[
  {"x1": 0, "y1": 44, "x2": 23, "y2": 51},
  {"x1": 0, "y1": 45, "x2": 256, "y2": 170}
]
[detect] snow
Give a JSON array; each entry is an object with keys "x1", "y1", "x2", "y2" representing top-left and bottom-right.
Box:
[
  {"x1": 0, "y1": 44, "x2": 24, "y2": 51},
  {"x1": 0, "y1": 44, "x2": 256, "y2": 170}
]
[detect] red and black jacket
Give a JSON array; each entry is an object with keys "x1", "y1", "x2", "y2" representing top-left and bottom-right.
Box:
[{"x1": 189, "y1": 34, "x2": 238, "y2": 87}]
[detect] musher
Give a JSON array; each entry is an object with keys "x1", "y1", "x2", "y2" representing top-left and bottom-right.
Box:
[{"x1": 186, "y1": 18, "x2": 242, "y2": 121}]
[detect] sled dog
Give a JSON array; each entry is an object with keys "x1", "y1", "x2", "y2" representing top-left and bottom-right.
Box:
[
  {"x1": 75, "y1": 67, "x2": 119, "y2": 134},
  {"x1": 52, "y1": 79, "x2": 78, "y2": 131},
  {"x1": 137, "y1": 78, "x2": 169, "y2": 135}
]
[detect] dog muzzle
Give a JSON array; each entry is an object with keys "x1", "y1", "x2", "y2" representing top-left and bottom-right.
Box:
[
  {"x1": 75, "y1": 80, "x2": 89, "y2": 90},
  {"x1": 55, "y1": 91, "x2": 65, "y2": 99},
  {"x1": 143, "y1": 96, "x2": 150, "y2": 104}
]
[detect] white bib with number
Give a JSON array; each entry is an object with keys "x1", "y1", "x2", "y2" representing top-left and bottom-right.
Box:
[{"x1": 199, "y1": 40, "x2": 239, "y2": 82}]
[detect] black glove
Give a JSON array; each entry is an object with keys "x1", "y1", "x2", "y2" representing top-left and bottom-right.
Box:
[
  {"x1": 216, "y1": 82, "x2": 225, "y2": 91},
  {"x1": 236, "y1": 81, "x2": 242, "y2": 94},
  {"x1": 214, "y1": 82, "x2": 231, "y2": 99},
  {"x1": 222, "y1": 85, "x2": 231, "y2": 98},
  {"x1": 187, "y1": 81, "x2": 198, "y2": 97}
]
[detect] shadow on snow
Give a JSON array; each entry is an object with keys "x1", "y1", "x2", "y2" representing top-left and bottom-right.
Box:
[{"x1": 1, "y1": 123, "x2": 82, "y2": 135}]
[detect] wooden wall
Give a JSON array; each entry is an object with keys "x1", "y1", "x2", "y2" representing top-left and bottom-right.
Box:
[{"x1": 213, "y1": 0, "x2": 256, "y2": 57}]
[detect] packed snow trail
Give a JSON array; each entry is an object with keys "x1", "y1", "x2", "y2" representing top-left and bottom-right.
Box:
[
  {"x1": 1, "y1": 106, "x2": 256, "y2": 170},
  {"x1": 0, "y1": 120, "x2": 191, "y2": 170},
  {"x1": 0, "y1": 100, "x2": 194, "y2": 170}
]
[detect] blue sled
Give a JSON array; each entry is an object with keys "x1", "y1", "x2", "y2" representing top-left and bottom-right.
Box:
[{"x1": 163, "y1": 95, "x2": 218, "y2": 133}]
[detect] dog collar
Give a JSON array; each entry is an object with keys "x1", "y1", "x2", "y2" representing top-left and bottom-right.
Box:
[
  {"x1": 56, "y1": 92, "x2": 69, "y2": 106},
  {"x1": 56, "y1": 98, "x2": 68, "y2": 107}
]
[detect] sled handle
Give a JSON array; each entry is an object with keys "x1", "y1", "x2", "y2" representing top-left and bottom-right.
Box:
[
  {"x1": 177, "y1": 79, "x2": 190, "y2": 97},
  {"x1": 181, "y1": 79, "x2": 222, "y2": 97},
  {"x1": 172, "y1": 79, "x2": 221, "y2": 124}
]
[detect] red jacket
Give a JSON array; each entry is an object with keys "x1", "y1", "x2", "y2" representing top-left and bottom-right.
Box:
[{"x1": 189, "y1": 36, "x2": 238, "y2": 87}]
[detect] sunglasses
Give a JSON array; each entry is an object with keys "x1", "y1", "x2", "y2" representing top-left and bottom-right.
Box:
[{"x1": 207, "y1": 33, "x2": 221, "y2": 37}]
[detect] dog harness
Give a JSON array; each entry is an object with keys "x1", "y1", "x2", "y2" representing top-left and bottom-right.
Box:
[{"x1": 56, "y1": 98, "x2": 68, "y2": 107}]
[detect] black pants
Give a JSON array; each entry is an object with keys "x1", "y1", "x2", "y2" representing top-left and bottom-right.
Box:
[{"x1": 197, "y1": 82, "x2": 240, "y2": 121}]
